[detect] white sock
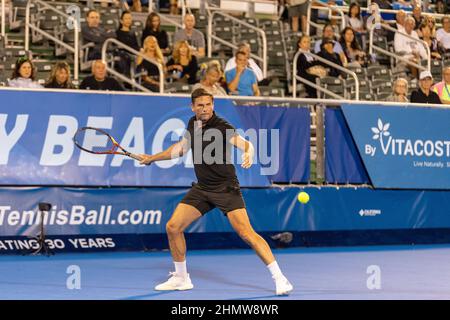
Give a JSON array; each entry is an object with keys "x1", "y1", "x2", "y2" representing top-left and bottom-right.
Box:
[
  {"x1": 267, "y1": 261, "x2": 284, "y2": 279},
  {"x1": 174, "y1": 260, "x2": 188, "y2": 278}
]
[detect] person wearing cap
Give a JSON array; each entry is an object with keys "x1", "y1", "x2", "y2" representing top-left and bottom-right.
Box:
[
  {"x1": 318, "y1": 37, "x2": 344, "y2": 78},
  {"x1": 432, "y1": 66, "x2": 450, "y2": 104},
  {"x1": 410, "y1": 71, "x2": 442, "y2": 104}
]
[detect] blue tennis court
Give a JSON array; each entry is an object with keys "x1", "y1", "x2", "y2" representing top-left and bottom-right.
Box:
[{"x1": 1, "y1": 245, "x2": 450, "y2": 300}]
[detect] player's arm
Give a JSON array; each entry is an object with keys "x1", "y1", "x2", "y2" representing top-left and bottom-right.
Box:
[
  {"x1": 138, "y1": 137, "x2": 190, "y2": 165},
  {"x1": 229, "y1": 134, "x2": 254, "y2": 169}
]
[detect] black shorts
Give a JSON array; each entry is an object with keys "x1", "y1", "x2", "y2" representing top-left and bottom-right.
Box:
[{"x1": 180, "y1": 184, "x2": 246, "y2": 216}]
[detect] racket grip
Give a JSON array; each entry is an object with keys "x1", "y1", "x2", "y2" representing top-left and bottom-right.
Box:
[{"x1": 128, "y1": 153, "x2": 142, "y2": 161}]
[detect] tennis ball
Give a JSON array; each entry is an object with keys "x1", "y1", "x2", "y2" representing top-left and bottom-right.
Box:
[{"x1": 297, "y1": 191, "x2": 310, "y2": 204}]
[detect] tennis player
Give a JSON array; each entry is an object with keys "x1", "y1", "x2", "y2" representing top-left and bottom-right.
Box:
[{"x1": 138, "y1": 88, "x2": 293, "y2": 295}]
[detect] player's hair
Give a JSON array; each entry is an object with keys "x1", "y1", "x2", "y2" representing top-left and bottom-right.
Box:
[{"x1": 191, "y1": 88, "x2": 214, "y2": 104}]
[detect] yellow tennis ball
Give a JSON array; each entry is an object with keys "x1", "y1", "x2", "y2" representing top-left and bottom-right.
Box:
[{"x1": 297, "y1": 191, "x2": 310, "y2": 204}]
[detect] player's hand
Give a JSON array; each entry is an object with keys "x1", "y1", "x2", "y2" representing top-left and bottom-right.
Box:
[
  {"x1": 241, "y1": 151, "x2": 253, "y2": 169},
  {"x1": 138, "y1": 154, "x2": 154, "y2": 166}
]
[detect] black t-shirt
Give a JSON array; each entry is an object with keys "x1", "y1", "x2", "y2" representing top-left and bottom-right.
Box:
[
  {"x1": 167, "y1": 56, "x2": 198, "y2": 84},
  {"x1": 410, "y1": 89, "x2": 442, "y2": 104},
  {"x1": 184, "y1": 112, "x2": 239, "y2": 191},
  {"x1": 116, "y1": 29, "x2": 140, "y2": 51},
  {"x1": 79, "y1": 76, "x2": 124, "y2": 91},
  {"x1": 141, "y1": 28, "x2": 169, "y2": 50}
]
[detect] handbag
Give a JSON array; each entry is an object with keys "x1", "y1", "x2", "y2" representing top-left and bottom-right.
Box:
[{"x1": 307, "y1": 65, "x2": 328, "y2": 78}]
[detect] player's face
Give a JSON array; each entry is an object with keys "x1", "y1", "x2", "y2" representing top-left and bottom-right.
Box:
[{"x1": 192, "y1": 95, "x2": 214, "y2": 122}]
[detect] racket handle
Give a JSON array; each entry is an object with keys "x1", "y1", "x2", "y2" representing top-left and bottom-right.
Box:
[{"x1": 127, "y1": 153, "x2": 142, "y2": 161}]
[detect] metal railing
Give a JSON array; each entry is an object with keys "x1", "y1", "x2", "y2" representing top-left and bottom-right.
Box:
[
  {"x1": 306, "y1": 0, "x2": 346, "y2": 36},
  {"x1": 207, "y1": 9, "x2": 267, "y2": 78},
  {"x1": 292, "y1": 49, "x2": 360, "y2": 100},
  {"x1": 24, "y1": 0, "x2": 79, "y2": 80},
  {"x1": 1, "y1": 0, "x2": 5, "y2": 37},
  {"x1": 102, "y1": 38, "x2": 164, "y2": 93},
  {"x1": 369, "y1": 23, "x2": 431, "y2": 72}
]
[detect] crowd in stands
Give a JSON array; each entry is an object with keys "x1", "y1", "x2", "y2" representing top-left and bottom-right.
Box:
[{"x1": 2, "y1": 0, "x2": 450, "y2": 105}]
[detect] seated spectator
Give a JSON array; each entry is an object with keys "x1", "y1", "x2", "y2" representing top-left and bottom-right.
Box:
[
  {"x1": 436, "y1": 16, "x2": 450, "y2": 53},
  {"x1": 173, "y1": 14, "x2": 205, "y2": 58},
  {"x1": 394, "y1": 16, "x2": 427, "y2": 78},
  {"x1": 423, "y1": 15, "x2": 437, "y2": 38},
  {"x1": 225, "y1": 42, "x2": 264, "y2": 82},
  {"x1": 395, "y1": 9, "x2": 407, "y2": 33},
  {"x1": 410, "y1": 70, "x2": 442, "y2": 104},
  {"x1": 79, "y1": 60, "x2": 124, "y2": 91},
  {"x1": 225, "y1": 51, "x2": 260, "y2": 96},
  {"x1": 435, "y1": 0, "x2": 447, "y2": 14},
  {"x1": 115, "y1": 11, "x2": 139, "y2": 77},
  {"x1": 116, "y1": 11, "x2": 139, "y2": 51},
  {"x1": 192, "y1": 61, "x2": 227, "y2": 96},
  {"x1": 314, "y1": 24, "x2": 347, "y2": 65},
  {"x1": 142, "y1": 12, "x2": 170, "y2": 55},
  {"x1": 45, "y1": 61, "x2": 75, "y2": 89},
  {"x1": 419, "y1": 23, "x2": 442, "y2": 60},
  {"x1": 81, "y1": 9, "x2": 116, "y2": 60},
  {"x1": 345, "y1": 3, "x2": 365, "y2": 48},
  {"x1": 412, "y1": 5, "x2": 423, "y2": 31},
  {"x1": 8, "y1": 57, "x2": 43, "y2": 89},
  {"x1": 296, "y1": 35, "x2": 325, "y2": 98},
  {"x1": 137, "y1": 36, "x2": 165, "y2": 92},
  {"x1": 167, "y1": 41, "x2": 198, "y2": 85},
  {"x1": 385, "y1": 78, "x2": 409, "y2": 102},
  {"x1": 318, "y1": 38, "x2": 344, "y2": 77},
  {"x1": 339, "y1": 27, "x2": 367, "y2": 67},
  {"x1": 432, "y1": 66, "x2": 450, "y2": 104}
]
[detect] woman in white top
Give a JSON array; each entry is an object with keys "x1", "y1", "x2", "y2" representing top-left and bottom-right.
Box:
[
  {"x1": 192, "y1": 61, "x2": 227, "y2": 96},
  {"x1": 8, "y1": 57, "x2": 43, "y2": 89},
  {"x1": 345, "y1": 3, "x2": 366, "y2": 49}
]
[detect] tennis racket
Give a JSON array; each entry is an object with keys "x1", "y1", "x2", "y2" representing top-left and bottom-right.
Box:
[{"x1": 73, "y1": 127, "x2": 141, "y2": 161}]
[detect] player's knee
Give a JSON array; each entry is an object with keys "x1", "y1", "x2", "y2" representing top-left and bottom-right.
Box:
[{"x1": 166, "y1": 220, "x2": 182, "y2": 234}]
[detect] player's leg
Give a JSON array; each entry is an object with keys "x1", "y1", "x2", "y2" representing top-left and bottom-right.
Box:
[
  {"x1": 166, "y1": 203, "x2": 202, "y2": 262},
  {"x1": 155, "y1": 203, "x2": 202, "y2": 291},
  {"x1": 227, "y1": 208, "x2": 293, "y2": 295}
]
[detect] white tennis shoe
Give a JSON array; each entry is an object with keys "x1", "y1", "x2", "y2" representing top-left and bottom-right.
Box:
[
  {"x1": 155, "y1": 272, "x2": 194, "y2": 291},
  {"x1": 274, "y1": 276, "x2": 293, "y2": 296}
]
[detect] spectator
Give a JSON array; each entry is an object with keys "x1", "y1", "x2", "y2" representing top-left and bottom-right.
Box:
[
  {"x1": 394, "y1": 16, "x2": 427, "y2": 78},
  {"x1": 225, "y1": 51, "x2": 260, "y2": 96},
  {"x1": 318, "y1": 38, "x2": 344, "y2": 77},
  {"x1": 419, "y1": 23, "x2": 442, "y2": 60},
  {"x1": 137, "y1": 36, "x2": 165, "y2": 92},
  {"x1": 386, "y1": 78, "x2": 409, "y2": 102},
  {"x1": 435, "y1": 0, "x2": 447, "y2": 14},
  {"x1": 412, "y1": 5, "x2": 423, "y2": 31},
  {"x1": 432, "y1": 66, "x2": 450, "y2": 104},
  {"x1": 45, "y1": 61, "x2": 75, "y2": 89},
  {"x1": 81, "y1": 9, "x2": 116, "y2": 60},
  {"x1": 116, "y1": 11, "x2": 139, "y2": 51},
  {"x1": 339, "y1": 27, "x2": 367, "y2": 67},
  {"x1": 173, "y1": 14, "x2": 205, "y2": 58},
  {"x1": 296, "y1": 35, "x2": 325, "y2": 98},
  {"x1": 286, "y1": 0, "x2": 309, "y2": 33},
  {"x1": 436, "y1": 16, "x2": 450, "y2": 53},
  {"x1": 225, "y1": 42, "x2": 264, "y2": 82},
  {"x1": 410, "y1": 70, "x2": 442, "y2": 104},
  {"x1": 142, "y1": 12, "x2": 170, "y2": 55},
  {"x1": 192, "y1": 61, "x2": 227, "y2": 96},
  {"x1": 79, "y1": 60, "x2": 124, "y2": 91},
  {"x1": 8, "y1": 56, "x2": 43, "y2": 89},
  {"x1": 395, "y1": 10, "x2": 407, "y2": 33},
  {"x1": 314, "y1": 24, "x2": 347, "y2": 65},
  {"x1": 423, "y1": 15, "x2": 437, "y2": 38},
  {"x1": 346, "y1": 2, "x2": 365, "y2": 48},
  {"x1": 167, "y1": 41, "x2": 199, "y2": 85}
]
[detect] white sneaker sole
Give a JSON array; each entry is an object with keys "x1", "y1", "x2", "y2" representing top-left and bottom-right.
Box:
[
  {"x1": 276, "y1": 284, "x2": 293, "y2": 296},
  {"x1": 154, "y1": 283, "x2": 194, "y2": 291}
]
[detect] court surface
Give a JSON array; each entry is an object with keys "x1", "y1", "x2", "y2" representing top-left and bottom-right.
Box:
[{"x1": 1, "y1": 244, "x2": 450, "y2": 300}]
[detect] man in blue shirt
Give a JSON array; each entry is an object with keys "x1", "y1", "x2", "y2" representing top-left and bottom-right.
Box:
[{"x1": 225, "y1": 51, "x2": 260, "y2": 96}]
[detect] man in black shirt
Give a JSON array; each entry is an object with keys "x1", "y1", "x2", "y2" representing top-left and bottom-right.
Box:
[
  {"x1": 410, "y1": 71, "x2": 442, "y2": 104},
  {"x1": 79, "y1": 60, "x2": 124, "y2": 91},
  {"x1": 138, "y1": 88, "x2": 293, "y2": 296}
]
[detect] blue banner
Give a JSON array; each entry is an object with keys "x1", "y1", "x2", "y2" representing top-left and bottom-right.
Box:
[
  {"x1": 325, "y1": 108, "x2": 369, "y2": 184},
  {"x1": 342, "y1": 104, "x2": 450, "y2": 189},
  {"x1": 0, "y1": 89, "x2": 310, "y2": 186}
]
